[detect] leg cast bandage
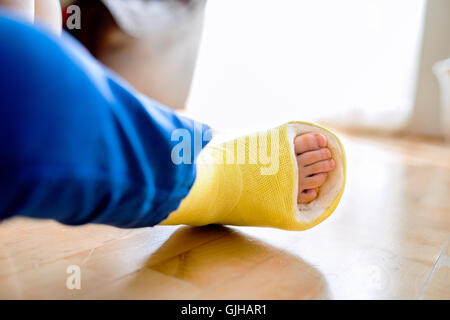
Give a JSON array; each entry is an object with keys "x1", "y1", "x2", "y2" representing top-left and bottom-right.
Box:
[{"x1": 160, "y1": 122, "x2": 346, "y2": 231}]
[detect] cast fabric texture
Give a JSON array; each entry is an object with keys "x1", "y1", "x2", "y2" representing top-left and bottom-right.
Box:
[
  {"x1": 0, "y1": 12, "x2": 210, "y2": 228},
  {"x1": 161, "y1": 122, "x2": 346, "y2": 230}
]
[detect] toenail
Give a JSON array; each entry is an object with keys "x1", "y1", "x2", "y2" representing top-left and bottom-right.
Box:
[
  {"x1": 330, "y1": 159, "x2": 335, "y2": 167},
  {"x1": 314, "y1": 133, "x2": 323, "y2": 139},
  {"x1": 314, "y1": 133, "x2": 327, "y2": 146}
]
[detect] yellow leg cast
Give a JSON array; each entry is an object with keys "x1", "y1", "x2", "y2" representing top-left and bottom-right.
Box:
[{"x1": 160, "y1": 121, "x2": 346, "y2": 231}]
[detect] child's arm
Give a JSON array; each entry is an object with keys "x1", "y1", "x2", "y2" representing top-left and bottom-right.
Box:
[
  {"x1": 0, "y1": 0, "x2": 61, "y2": 33},
  {"x1": 0, "y1": 14, "x2": 210, "y2": 227},
  {"x1": 35, "y1": 0, "x2": 62, "y2": 34}
]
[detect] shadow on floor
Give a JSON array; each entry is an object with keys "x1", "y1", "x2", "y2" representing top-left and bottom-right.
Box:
[{"x1": 123, "y1": 225, "x2": 328, "y2": 299}]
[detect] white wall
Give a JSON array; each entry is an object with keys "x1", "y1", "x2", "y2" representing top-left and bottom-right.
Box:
[
  {"x1": 408, "y1": 0, "x2": 450, "y2": 137},
  {"x1": 187, "y1": 0, "x2": 426, "y2": 133}
]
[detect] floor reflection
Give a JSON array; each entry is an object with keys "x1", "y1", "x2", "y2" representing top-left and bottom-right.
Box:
[
  {"x1": 0, "y1": 244, "x2": 23, "y2": 299},
  {"x1": 110, "y1": 225, "x2": 328, "y2": 299}
]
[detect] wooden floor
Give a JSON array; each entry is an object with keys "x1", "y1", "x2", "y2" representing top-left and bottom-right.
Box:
[{"x1": 0, "y1": 131, "x2": 449, "y2": 299}]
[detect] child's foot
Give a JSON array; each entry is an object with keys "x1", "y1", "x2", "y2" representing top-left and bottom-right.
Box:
[
  {"x1": 295, "y1": 133, "x2": 335, "y2": 204},
  {"x1": 162, "y1": 122, "x2": 346, "y2": 231}
]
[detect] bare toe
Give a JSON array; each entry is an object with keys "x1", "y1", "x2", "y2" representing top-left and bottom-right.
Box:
[
  {"x1": 297, "y1": 148, "x2": 331, "y2": 166},
  {"x1": 294, "y1": 133, "x2": 328, "y2": 154},
  {"x1": 296, "y1": 132, "x2": 334, "y2": 204},
  {"x1": 298, "y1": 188, "x2": 317, "y2": 204},
  {"x1": 302, "y1": 172, "x2": 328, "y2": 189},
  {"x1": 304, "y1": 159, "x2": 335, "y2": 176}
]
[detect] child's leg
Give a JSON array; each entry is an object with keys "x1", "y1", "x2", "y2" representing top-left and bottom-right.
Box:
[
  {"x1": 0, "y1": 13, "x2": 210, "y2": 228},
  {"x1": 161, "y1": 122, "x2": 346, "y2": 231},
  {"x1": 0, "y1": 13, "x2": 345, "y2": 232}
]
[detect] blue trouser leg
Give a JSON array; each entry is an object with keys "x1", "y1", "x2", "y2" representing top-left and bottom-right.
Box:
[{"x1": 0, "y1": 12, "x2": 210, "y2": 228}]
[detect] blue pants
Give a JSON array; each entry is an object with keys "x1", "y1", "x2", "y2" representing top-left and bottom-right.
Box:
[{"x1": 0, "y1": 12, "x2": 210, "y2": 228}]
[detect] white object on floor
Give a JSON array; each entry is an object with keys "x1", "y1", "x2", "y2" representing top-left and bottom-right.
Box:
[{"x1": 433, "y1": 58, "x2": 450, "y2": 143}]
